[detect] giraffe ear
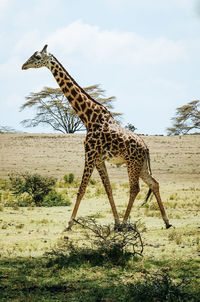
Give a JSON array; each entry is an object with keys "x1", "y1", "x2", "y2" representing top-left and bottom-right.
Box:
[{"x1": 41, "y1": 44, "x2": 48, "y2": 54}]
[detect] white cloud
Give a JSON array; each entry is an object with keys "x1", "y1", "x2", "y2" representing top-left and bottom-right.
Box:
[
  {"x1": 47, "y1": 20, "x2": 187, "y2": 66},
  {"x1": 0, "y1": 0, "x2": 13, "y2": 20},
  {"x1": 13, "y1": 0, "x2": 62, "y2": 28},
  {"x1": 13, "y1": 30, "x2": 42, "y2": 55},
  {"x1": 33, "y1": 0, "x2": 62, "y2": 16},
  {"x1": 0, "y1": 0, "x2": 10, "y2": 10},
  {"x1": 0, "y1": 56, "x2": 22, "y2": 76},
  {"x1": 104, "y1": 0, "x2": 192, "y2": 10},
  {"x1": 4, "y1": 92, "x2": 23, "y2": 107}
]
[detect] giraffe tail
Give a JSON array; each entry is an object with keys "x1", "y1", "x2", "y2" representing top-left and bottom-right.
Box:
[
  {"x1": 142, "y1": 187, "x2": 152, "y2": 206},
  {"x1": 144, "y1": 188, "x2": 152, "y2": 204}
]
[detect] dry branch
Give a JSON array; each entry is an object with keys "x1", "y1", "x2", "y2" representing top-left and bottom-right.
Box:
[{"x1": 74, "y1": 217, "x2": 144, "y2": 257}]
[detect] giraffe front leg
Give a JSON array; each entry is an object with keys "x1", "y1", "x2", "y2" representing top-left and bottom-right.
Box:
[
  {"x1": 96, "y1": 161, "x2": 120, "y2": 228},
  {"x1": 65, "y1": 161, "x2": 95, "y2": 231}
]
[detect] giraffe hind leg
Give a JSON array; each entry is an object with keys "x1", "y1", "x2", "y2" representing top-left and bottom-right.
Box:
[
  {"x1": 122, "y1": 162, "x2": 141, "y2": 226},
  {"x1": 140, "y1": 162, "x2": 172, "y2": 229}
]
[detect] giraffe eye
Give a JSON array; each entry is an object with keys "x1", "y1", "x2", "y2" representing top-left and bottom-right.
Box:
[{"x1": 35, "y1": 53, "x2": 41, "y2": 60}]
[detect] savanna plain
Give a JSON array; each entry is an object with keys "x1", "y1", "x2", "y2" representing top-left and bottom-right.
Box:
[{"x1": 0, "y1": 133, "x2": 200, "y2": 301}]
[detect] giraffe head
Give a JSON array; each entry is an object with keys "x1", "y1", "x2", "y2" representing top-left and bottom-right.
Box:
[{"x1": 22, "y1": 45, "x2": 51, "y2": 70}]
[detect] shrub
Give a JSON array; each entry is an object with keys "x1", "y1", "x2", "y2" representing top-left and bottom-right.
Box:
[
  {"x1": 9, "y1": 172, "x2": 56, "y2": 206},
  {"x1": 15, "y1": 193, "x2": 34, "y2": 207},
  {"x1": 89, "y1": 178, "x2": 96, "y2": 185},
  {"x1": 68, "y1": 173, "x2": 74, "y2": 184},
  {"x1": 50, "y1": 218, "x2": 144, "y2": 266},
  {"x1": 127, "y1": 270, "x2": 195, "y2": 302},
  {"x1": 3, "y1": 191, "x2": 34, "y2": 207},
  {"x1": 63, "y1": 173, "x2": 75, "y2": 184},
  {"x1": 0, "y1": 179, "x2": 10, "y2": 190},
  {"x1": 63, "y1": 174, "x2": 68, "y2": 183},
  {"x1": 43, "y1": 190, "x2": 71, "y2": 207}
]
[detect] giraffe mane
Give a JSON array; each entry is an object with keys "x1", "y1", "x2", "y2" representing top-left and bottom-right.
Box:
[{"x1": 51, "y1": 55, "x2": 113, "y2": 117}]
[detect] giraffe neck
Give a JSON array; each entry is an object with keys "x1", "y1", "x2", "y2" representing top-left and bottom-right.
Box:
[{"x1": 48, "y1": 54, "x2": 112, "y2": 131}]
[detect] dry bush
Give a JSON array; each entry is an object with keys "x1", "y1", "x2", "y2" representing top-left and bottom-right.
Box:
[
  {"x1": 49, "y1": 218, "x2": 144, "y2": 267},
  {"x1": 75, "y1": 218, "x2": 143, "y2": 253}
]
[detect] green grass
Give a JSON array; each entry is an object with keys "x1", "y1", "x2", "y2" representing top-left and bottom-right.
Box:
[
  {"x1": 0, "y1": 253, "x2": 199, "y2": 302},
  {"x1": 0, "y1": 176, "x2": 200, "y2": 301}
]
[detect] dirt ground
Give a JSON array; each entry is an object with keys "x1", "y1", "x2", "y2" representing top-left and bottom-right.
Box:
[{"x1": 0, "y1": 133, "x2": 199, "y2": 184}]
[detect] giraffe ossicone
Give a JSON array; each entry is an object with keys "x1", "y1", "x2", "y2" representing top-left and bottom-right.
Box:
[{"x1": 22, "y1": 45, "x2": 172, "y2": 230}]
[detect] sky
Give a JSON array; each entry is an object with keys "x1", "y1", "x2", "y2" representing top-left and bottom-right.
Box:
[{"x1": 1, "y1": 0, "x2": 200, "y2": 134}]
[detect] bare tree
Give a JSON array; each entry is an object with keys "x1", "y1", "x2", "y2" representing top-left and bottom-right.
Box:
[
  {"x1": 20, "y1": 85, "x2": 122, "y2": 133},
  {"x1": 167, "y1": 100, "x2": 200, "y2": 135},
  {"x1": 0, "y1": 126, "x2": 16, "y2": 133}
]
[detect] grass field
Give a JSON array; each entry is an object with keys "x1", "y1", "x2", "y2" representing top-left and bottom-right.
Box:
[{"x1": 0, "y1": 133, "x2": 200, "y2": 301}]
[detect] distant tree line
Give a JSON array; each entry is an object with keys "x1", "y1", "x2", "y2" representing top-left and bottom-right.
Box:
[
  {"x1": 0, "y1": 126, "x2": 16, "y2": 133},
  {"x1": 1, "y1": 87, "x2": 199, "y2": 135}
]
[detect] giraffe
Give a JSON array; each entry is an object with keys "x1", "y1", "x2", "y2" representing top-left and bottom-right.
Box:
[{"x1": 22, "y1": 45, "x2": 172, "y2": 230}]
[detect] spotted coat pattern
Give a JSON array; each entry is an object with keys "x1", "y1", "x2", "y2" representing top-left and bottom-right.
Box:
[{"x1": 22, "y1": 45, "x2": 171, "y2": 229}]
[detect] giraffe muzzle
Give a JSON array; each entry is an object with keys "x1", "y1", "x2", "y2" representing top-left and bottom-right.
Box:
[{"x1": 22, "y1": 64, "x2": 28, "y2": 70}]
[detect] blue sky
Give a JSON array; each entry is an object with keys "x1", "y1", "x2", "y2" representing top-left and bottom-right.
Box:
[{"x1": 1, "y1": 0, "x2": 200, "y2": 134}]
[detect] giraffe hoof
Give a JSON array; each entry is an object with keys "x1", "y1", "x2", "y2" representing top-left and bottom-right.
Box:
[
  {"x1": 114, "y1": 223, "x2": 135, "y2": 232},
  {"x1": 114, "y1": 224, "x2": 123, "y2": 232},
  {"x1": 63, "y1": 226, "x2": 72, "y2": 232},
  {"x1": 166, "y1": 224, "x2": 172, "y2": 229},
  {"x1": 64, "y1": 220, "x2": 75, "y2": 231}
]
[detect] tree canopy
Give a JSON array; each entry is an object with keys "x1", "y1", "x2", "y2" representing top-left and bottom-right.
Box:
[
  {"x1": 125, "y1": 123, "x2": 137, "y2": 132},
  {"x1": 20, "y1": 85, "x2": 122, "y2": 133},
  {"x1": 167, "y1": 100, "x2": 200, "y2": 135}
]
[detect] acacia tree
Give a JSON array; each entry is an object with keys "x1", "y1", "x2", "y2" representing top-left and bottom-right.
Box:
[
  {"x1": 20, "y1": 85, "x2": 122, "y2": 133},
  {"x1": 125, "y1": 123, "x2": 137, "y2": 132},
  {"x1": 167, "y1": 100, "x2": 200, "y2": 135}
]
